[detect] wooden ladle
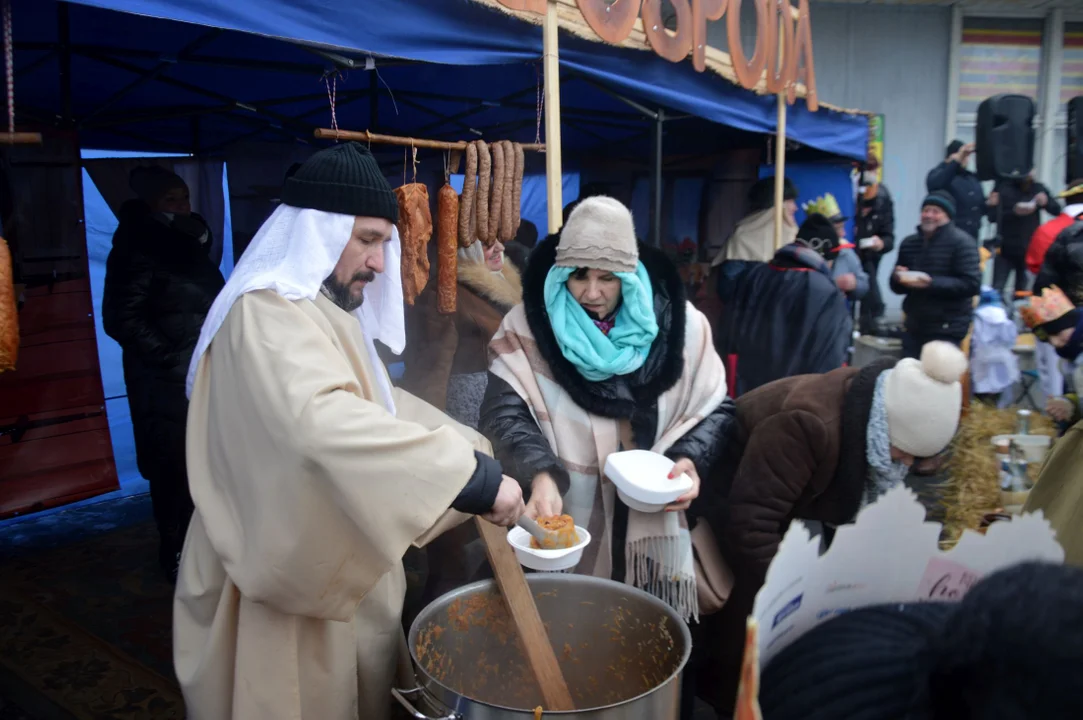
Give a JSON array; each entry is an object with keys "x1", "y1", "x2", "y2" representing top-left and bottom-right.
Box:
[{"x1": 474, "y1": 516, "x2": 575, "y2": 711}]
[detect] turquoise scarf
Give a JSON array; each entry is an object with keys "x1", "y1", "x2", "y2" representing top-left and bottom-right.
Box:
[{"x1": 543, "y1": 262, "x2": 659, "y2": 381}]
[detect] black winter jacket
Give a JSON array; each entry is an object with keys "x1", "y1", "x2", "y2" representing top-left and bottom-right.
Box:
[
  {"x1": 854, "y1": 185, "x2": 895, "y2": 264},
  {"x1": 727, "y1": 244, "x2": 852, "y2": 396},
  {"x1": 890, "y1": 222, "x2": 981, "y2": 340},
  {"x1": 1035, "y1": 221, "x2": 1083, "y2": 306},
  {"x1": 926, "y1": 160, "x2": 986, "y2": 242},
  {"x1": 102, "y1": 200, "x2": 224, "y2": 480},
  {"x1": 988, "y1": 179, "x2": 1062, "y2": 258},
  {"x1": 479, "y1": 233, "x2": 738, "y2": 575}
]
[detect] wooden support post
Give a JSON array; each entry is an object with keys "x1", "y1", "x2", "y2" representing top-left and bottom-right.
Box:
[
  {"x1": 773, "y1": 9, "x2": 788, "y2": 252},
  {"x1": 543, "y1": 0, "x2": 563, "y2": 234},
  {"x1": 773, "y1": 92, "x2": 787, "y2": 251}
]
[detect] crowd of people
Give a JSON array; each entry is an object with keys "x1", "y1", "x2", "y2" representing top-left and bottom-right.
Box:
[{"x1": 99, "y1": 141, "x2": 1083, "y2": 720}]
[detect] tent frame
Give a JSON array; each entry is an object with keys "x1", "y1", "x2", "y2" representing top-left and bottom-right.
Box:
[{"x1": 17, "y1": 4, "x2": 709, "y2": 244}]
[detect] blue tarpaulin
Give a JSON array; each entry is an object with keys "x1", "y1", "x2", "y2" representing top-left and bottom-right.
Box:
[
  {"x1": 761, "y1": 162, "x2": 859, "y2": 240},
  {"x1": 15, "y1": 0, "x2": 869, "y2": 159}
]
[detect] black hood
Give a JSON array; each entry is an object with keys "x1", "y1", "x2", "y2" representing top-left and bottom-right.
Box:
[
  {"x1": 112, "y1": 198, "x2": 211, "y2": 260},
  {"x1": 521, "y1": 231, "x2": 687, "y2": 418}
]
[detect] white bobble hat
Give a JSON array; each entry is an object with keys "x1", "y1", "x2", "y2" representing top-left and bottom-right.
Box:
[{"x1": 884, "y1": 341, "x2": 968, "y2": 458}]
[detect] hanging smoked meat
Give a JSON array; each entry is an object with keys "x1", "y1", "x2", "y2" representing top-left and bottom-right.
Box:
[
  {"x1": 474, "y1": 141, "x2": 492, "y2": 245},
  {"x1": 458, "y1": 142, "x2": 479, "y2": 248},
  {"x1": 0, "y1": 237, "x2": 17, "y2": 372},
  {"x1": 395, "y1": 183, "x2": 433, "y2": 306},
  {"x1": 512, "y1": 142, "x2": 525, "y2": 235},
  {"x1": 437, "y1": 184, "x2": 459, "y2": 314}
]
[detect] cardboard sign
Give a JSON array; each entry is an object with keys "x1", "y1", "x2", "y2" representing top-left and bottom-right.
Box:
[
  {"x1": 494, "y1": 0, "x2": 819, "y2": 110},
  {"x1": 751, "y1": 485, "x2": 1064, "y2": 667}
]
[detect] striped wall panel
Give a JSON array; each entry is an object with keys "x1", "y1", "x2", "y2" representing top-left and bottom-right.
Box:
[
  {"x1": 959, "y1": 27, "x2": 1042, "y2": 113},
  {"x1": 1064, "y1": 26, "x2": 1083, "y2": 107}
]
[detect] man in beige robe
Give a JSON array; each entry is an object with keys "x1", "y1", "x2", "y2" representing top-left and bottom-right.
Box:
[{"x1": 174, "y1": 142, "x2": 524, "y2": 720}]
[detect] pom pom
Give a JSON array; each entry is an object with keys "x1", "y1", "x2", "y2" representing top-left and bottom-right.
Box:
[{"x1": 920, "y1": 341, "x2": 968, "y2": 384}]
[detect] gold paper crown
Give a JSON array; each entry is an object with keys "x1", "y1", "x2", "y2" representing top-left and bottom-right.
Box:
[
  {"x1": 802, "y1": 193, "x2": 842, "y2": 220},
  {"x1": 1020, "y1": 285, "x2": 1075, "y2": 329},
  {"x1": 1060, "y1": 180, "x2": 1083, "y2": 200}
]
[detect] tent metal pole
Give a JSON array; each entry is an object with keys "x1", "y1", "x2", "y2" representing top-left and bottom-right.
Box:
[
  {"x1": 369, "y1": 72, "x2": 378, "y2": 131},
  {"x1": 412, "y1": 86, "x2": 537, "y2": 137},
  {"x1": 650, "y1": 108, "x2": 664, "y2": 246},
  {"x1": 58, "y1": 3, "x2": 72, "y2": 126},
  {"x1": 79, "y1": 30, "x2": 223, "y2": 127},
  {"x1": 191, "y1": 116, "x2": 201, "y2": 154},
  {"x1": 543, "y1": 0, "x2": 563, "y2": 234},
  {"x1": 17, "y1": 49, "x2": 55, "y2": 78},
  {"x1": 565, "y1": 72, "x2": 658, "y2": 121},
  {"x1": 77, "y1": 50, "x2": 312, "y2": 132}
]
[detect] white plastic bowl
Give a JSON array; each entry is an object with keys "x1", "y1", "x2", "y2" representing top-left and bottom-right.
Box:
[
  {"x1": 604, "y1": 449, "x2": 694, "y2": 513},
  {"x1": 507, "y1": 525, "x2": 591, "y2": 572},
  {"x1": 991, "y1": 434, "x2": 1051, "y2": 464},
  {"x1": 897, "y1": 270, "x2": 930, "y2": 283}
]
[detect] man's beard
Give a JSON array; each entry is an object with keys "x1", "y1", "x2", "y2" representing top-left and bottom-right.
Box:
[{"x1": 321, "y1": 271, "x2": 375, "y2": 313}]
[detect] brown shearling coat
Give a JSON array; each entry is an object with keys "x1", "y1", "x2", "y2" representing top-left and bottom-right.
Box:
[
  {"x1": 696, "y1": 358, "x2": 895, "y2": 713},
  {"x1": 402, "y1": 259, "x2": 521, "y2": 411}
]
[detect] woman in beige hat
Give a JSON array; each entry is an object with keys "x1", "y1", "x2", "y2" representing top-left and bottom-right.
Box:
[{"x1": 480, "y1": 196, "x2": 736, "y2": 718}]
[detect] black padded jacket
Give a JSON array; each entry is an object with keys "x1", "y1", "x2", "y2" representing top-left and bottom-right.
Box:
[{"x1": 102, "y1": 201, "x2": 224, "y2": 482}]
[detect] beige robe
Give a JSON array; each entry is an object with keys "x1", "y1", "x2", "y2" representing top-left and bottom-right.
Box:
[
  {"x1": 709, "y1": 207, "x2": 798, "y2": 266},
  {"x1": 175, "y1": 290, "x2": 483, "y2": 720}
]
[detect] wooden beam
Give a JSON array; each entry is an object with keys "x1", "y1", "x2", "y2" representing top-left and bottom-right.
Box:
[{"x1": 313, "y1": 127, "x2": 544, "y2": 152}]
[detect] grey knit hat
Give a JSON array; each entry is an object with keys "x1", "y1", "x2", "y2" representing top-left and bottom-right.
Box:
[{"x1": 555, "y1": 196, "x2": 638, "y2": 273}]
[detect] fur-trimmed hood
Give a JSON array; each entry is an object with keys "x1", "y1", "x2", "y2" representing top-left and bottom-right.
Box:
[
  {"x1": 457, "y1": 257, "x2": 522, "y2": 312},
  {"x1": 520, "y1": 231, "x2": 687, "y2": 418}
]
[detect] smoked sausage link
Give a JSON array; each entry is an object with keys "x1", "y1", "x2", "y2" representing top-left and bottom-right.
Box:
[
  {"x1": 437, "y1": 183, "x2": 459, "y2": 314},
  {"x1": 475, "y1": 140, "x2": 491, "y2": 245},
  {"x1": 488, "y1": 141, "x2": 505, "y2": 246},
  {"x1": 459, "y1": 142, "x2": 478, "y2": 248},
  {"x1": 512, "y1": 143, "x2": 525, "y2": 235}
]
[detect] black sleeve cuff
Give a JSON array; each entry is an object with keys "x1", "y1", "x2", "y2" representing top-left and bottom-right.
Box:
[
  {"x1": 451, "y1": 451, "x2": 504, "y2": 516},
  {"x1": 522, "y1": 464, "x2": 571, "y2": 501}
]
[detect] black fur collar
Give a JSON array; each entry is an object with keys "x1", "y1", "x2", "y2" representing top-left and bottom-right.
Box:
[
  {"x1": 833, "y1": 358, "x2": 897, "y2": 521},
  {"x1": 521, "y1": 231, "x2": 687, "y2": 419}
]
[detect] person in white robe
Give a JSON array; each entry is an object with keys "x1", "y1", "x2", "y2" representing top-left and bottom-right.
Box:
[{"x1": 173, "y1": 142, "x2": 525, "y2": 720}]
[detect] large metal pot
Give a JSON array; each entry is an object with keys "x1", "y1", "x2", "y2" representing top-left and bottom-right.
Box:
[{"x1": 395, "y1": 574, "x2": 691, "y2": 719}]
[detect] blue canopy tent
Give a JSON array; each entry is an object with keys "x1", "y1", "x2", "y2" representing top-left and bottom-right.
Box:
[{"x1": 12, "y1": 0, "x2": 869, "y2": 239}]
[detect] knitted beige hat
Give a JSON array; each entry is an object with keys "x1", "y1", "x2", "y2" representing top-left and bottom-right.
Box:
[
  {"x1": 555, "y1": 196, "x2": 638, "y2": 273},
  {"x1": 884, "y1": 341, "x2": 968, "y2": 458}
]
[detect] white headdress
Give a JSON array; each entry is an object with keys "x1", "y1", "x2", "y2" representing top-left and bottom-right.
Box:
[{"x1": 186, "y1": 204, "x2": 404, "y2": 413}]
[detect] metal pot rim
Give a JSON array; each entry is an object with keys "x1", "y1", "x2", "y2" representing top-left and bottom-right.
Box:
[{"x1": 407, "y1": 574, "x2": 693, "y2": 713}]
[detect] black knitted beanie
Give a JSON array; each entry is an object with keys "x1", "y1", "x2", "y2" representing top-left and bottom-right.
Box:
[
  {"x1": 760, "y1": 562, "x2": 1083, "y2": 720},
  {"x1": 282, "y1": 142, "x2": 398, "y2": 223},
  {"x1": 796, "y1": 212, "x2": 840, "y2": 258}
]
